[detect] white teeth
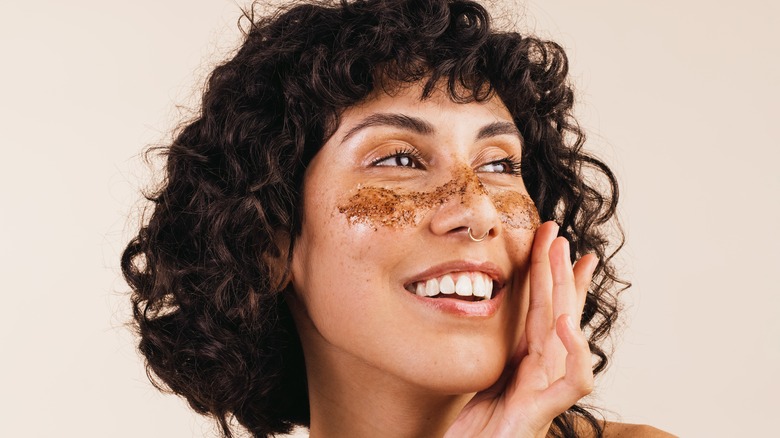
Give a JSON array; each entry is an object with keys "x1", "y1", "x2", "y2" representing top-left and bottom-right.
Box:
[
  {"x1": 455, "y1": 275, "x2": 472, "y2": 296},
  {"x1": 439, "y1": 275, "x2": 455, "y2": 294},
  {"x1": 411, "y1": 272, "x2": 496, "y2": 300},
  {"x1": 425, "y1": 278, "x2": 439, "y2": 297},
  {"x1": 472, "y1": 275, "x2": 485, "y2": 297}
]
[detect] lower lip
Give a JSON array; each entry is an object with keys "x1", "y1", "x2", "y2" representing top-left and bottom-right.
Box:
[{"x1": 404, "y1": 287, "x2": 504, "y2": 317}]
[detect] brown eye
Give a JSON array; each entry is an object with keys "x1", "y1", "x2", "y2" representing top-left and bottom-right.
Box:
[
  {"x1": 375, "y1": 155, "x2": 417, "y2": 168},
  {"x1": 371, "y1": 148, "x2": 425, "y2": 169},
  {"x1": 476, "y1": 157, "x2": 522, "y2": 175}
]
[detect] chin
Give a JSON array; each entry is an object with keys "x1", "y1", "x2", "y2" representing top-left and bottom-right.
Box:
[{"x1": 401, "y1": 339, "x2": 511, "y2": 395}]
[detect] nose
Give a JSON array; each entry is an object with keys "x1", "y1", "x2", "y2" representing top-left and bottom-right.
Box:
[{"x1": 428, "y1": 167, "x2": 501, "y2": 241}]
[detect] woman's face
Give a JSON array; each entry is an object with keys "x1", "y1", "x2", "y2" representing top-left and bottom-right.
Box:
[{"x1": 289, "y1": 82, "x2": 540, "y2": 394}]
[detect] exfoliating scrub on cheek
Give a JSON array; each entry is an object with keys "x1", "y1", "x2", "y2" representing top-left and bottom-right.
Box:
[
  {"x1": 489, "y1": 190, "x2": 540, "y2": 230},
  {"x1": 337, "y1": 166, "x2": 541, "y2": 230}
]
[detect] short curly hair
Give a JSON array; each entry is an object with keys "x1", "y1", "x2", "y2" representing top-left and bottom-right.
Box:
[{"x1": 121, "y1": 0, "x2": 626, "y2": 436}]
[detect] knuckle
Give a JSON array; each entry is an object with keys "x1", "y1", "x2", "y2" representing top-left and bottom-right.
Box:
[
  {"x1": 580, "y1": 380, "x2": 595, "y2": 396},
  {"x1": 578, "y1": 373, "x2": 595, "y2": 396},
  {"x1": 567, "y1": 369, "x2": 594, "y2": 397}
]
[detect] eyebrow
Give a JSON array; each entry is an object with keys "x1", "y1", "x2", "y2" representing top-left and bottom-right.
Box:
[
  {"x1": 341, "y1": 113, "x2": 434, "y2": 143},
  {"x1": 475, "y1": 121, "x2": 522, "y2": 142},
  {"x1": 339, "y1": 113, "x2": 522, "y2": 144}
]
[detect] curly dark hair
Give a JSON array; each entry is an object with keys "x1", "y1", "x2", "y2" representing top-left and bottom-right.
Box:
[{"x1": 121, "y1": 0, "x2": 627, "y2": 436}]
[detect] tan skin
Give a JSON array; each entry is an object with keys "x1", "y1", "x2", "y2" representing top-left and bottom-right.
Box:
[{"x1": 284, "y1": 82, "x2": 673, "y2": 437}]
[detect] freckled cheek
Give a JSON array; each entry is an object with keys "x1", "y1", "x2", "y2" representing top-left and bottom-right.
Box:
[
  {"x1": 503, "y1": 227, "x2": 535, "y2": 264},
  {"x1": 336, "y1": 221, "x2": 385, "y2": 258},
  {"x1": 316, "y1": 194, "x2": 407, "y2": 266}
]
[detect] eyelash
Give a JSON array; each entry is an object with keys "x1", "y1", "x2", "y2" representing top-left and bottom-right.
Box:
[
  {"x1": 483, "y1": 155, "x2": 523, "y2": 176},
  {"x1": 371, "y1": 149, "x2": 522, "y2": 176},
  {"x1": 371, "y1": 147, "x2": 425, "y2": 169}
]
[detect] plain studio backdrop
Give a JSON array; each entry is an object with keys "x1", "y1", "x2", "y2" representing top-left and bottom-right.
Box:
[{"x1": 1, "y1": 1, "x2": 777, "y2": 437}]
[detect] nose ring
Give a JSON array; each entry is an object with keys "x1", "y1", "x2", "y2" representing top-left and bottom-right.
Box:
[{"x1": 467, "y1": 227, "x2": 488, "y2": 242}]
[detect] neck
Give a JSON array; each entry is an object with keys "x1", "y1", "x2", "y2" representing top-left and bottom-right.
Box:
[{"x1": 303, "y1": 342, "x2": 472, "y2": 438}]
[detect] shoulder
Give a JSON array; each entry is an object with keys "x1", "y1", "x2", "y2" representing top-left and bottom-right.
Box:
[{"x1": 601, "y1": 421, "x2": 677, "y2": 438}]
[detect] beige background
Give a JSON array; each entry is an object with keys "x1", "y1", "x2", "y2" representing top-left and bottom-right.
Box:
[{"x1": 1, "y1": 1, "x2": 777, "y2": 436}]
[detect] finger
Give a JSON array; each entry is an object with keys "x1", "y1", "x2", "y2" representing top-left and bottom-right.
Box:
[
  {"x1": 537, "y1": 314, "x2": 594, "y2": 416},
  {"x1": 571, "y1": 254, "x2": 598, "y2": 326},
  {"x1": 550, "y1": 236, "x2": 577, "y2": 323},
  {"x1": 527, "y1": 221, "x2": 560, "y2": 337}
]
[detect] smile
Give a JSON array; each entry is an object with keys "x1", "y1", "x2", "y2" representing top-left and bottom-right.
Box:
[{"x1": 404, "y1": 271, "x2": 497, "y2": 301}]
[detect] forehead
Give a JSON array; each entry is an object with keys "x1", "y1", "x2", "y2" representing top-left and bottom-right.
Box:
[{"x1": 335, "y1": 81, "x2": 515, "y2": 134}]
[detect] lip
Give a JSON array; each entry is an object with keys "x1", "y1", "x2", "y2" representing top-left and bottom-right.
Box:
[
  {"x1": 403, "y1": 260, "x2": 506, "y2": 289},
  {"x1": 401, "y1": 260, "x2": 507, "y2": 317}
]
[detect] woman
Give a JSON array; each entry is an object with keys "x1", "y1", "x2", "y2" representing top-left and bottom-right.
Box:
[{"x1": 122, "y1": 0, "x2": 672, "y2": 436}]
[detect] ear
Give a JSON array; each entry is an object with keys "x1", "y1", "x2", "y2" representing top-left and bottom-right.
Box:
[{"x1": 263, "y1": 229, "x2": 293, "y2": 293}]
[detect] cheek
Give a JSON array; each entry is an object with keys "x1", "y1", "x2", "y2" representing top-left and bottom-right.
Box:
[
  {"x1": 489, "y1": 190, "x2": 541, "y2": 231},
  {"x1": 488, "y1": 188, "x2": 539, "y2": 267},
  {"x1": 504, "y1": 225, "x2": 536, "y2": 263},
  {"x1": 292, "y1": 203, "x2": 402, "y2": 324},
  {"x1": 291, "y1": 224, "x2": 423, "y2": 374},
  {"x1": 500, "y1": 224, "x2": 535, "y2": 345},
  {"x1": 290, "y1": 228, "x2": 381, "y2": 356}
]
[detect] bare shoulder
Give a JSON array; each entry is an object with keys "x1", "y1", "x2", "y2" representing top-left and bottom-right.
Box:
[{"x1": 602, "y1": 421, "x2": 677, "y2": 438}]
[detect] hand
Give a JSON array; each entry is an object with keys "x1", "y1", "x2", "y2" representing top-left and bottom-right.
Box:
[{"x1": 445, "y1": 221, "x2": 598, "y2": 438}]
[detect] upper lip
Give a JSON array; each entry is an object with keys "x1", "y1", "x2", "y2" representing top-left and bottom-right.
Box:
[{"x1": 402, "y1": 260, "x2": 507, "y2": 289}]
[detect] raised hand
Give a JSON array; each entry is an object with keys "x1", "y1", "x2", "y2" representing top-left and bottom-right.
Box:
[{"x1": 445, "y1": 221, "x2": 598, "y2": 438}]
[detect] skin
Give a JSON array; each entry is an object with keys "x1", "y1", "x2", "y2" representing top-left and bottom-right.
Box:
[{"x1": 285, "y1": 82, "x2": 671, "y2": 437}]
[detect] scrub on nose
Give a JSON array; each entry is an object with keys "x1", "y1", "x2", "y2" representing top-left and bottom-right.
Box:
[{"x1": 337, "y1": 165, "x2": 541, "y2": 230}]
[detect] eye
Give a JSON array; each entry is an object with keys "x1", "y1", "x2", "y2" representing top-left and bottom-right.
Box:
[
  {"x1": 476, "y1": 156, "x2": 522, "y2": 176},
  {"x1": 371, "y1": 148, "x2": 425, "y2": 169}
]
